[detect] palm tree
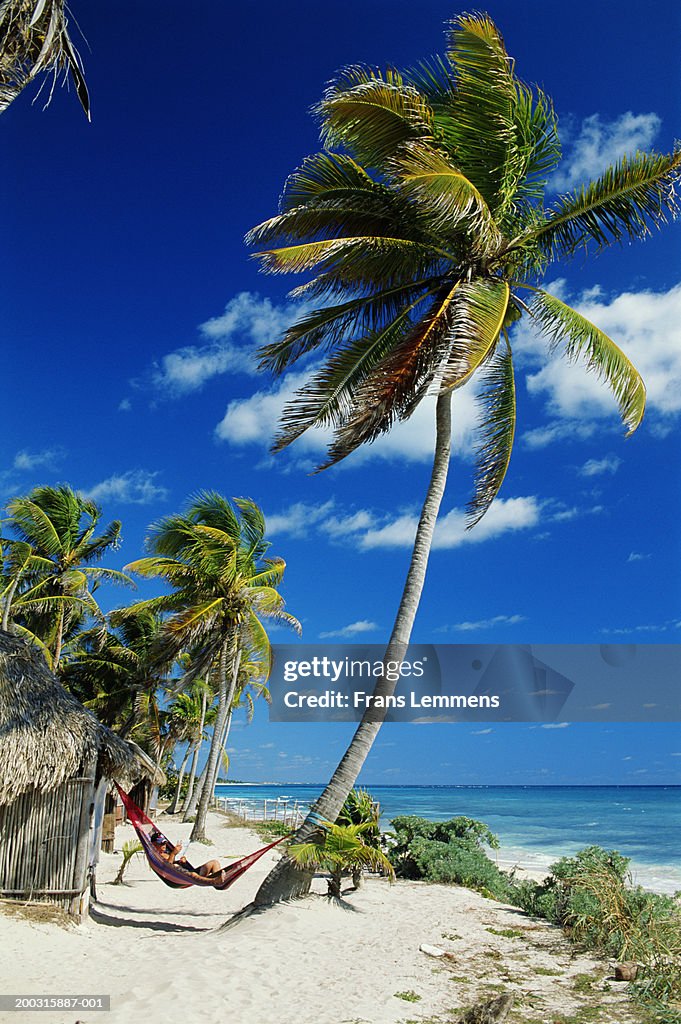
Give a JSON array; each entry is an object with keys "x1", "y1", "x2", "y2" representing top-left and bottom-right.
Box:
[
  {"x1": 165, "y1": 679, "x2": 214, "y2": 814},
  {"x1": 62, "y1": 609, "x2": 169, "y2": 732},
  {"x1": 0, "y1": 0, "x2": 89, "y2": 117},
  {"x1": 246, "y1": 13, "x2": 680, "y2": 904},
  {"x1": 3, "y1": 484, "x2": 130, "y2": 670},
  {"x1": 122, "y1": 492, "x2": 300, "y2": 841},
  {"x1": 288, "y1": 823, "x2": 395, "y2": 899}
]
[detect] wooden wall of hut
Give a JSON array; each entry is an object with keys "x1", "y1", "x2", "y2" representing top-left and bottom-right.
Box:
[
  {"x1": 0, "y1": 768, "x2": 96, "y2": 918},
  {"x1": 128, "y1": 778, "x2": 152, "y2": 818},
  {"x1": 101, "y1": 791, "x2": 117, "y2": 854}
]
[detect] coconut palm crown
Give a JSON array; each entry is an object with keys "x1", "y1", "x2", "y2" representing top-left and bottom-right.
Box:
[
  {"x1": 247, "y1": 13, "x2": 679, "y2": 523},
  {"x1": 2, "y1": 484, "x2": 130, "y2": 670}
]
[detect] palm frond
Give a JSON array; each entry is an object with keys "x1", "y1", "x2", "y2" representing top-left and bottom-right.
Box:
[
  {"x1": 393, "y1": 143, "x2": 502, "y2": 252},
  {"x1": 5, "y1": 496, "x2": 63, "y2": 555},
  {"x1": 530, "y1": 290, "x2": 646, "y2": 434},
  {"x1": 272, "y1": 289, "x2": 439, "y2": 451},
  {"x1": 277, "y1": 151, "x2": 380, "y2": 212},
  {"x1": 440, "y1": 278, "x2": 510, "y2": 389},
  {"x1": 442, "y1": 13, "x2": 516, "y2": 209},
  {"x1": 316, "y1": 65, "x2": 435, "y2": 171},
  {"x1": 466, "y1": 334, "x2": 516, "y2": 527},
  {"x1": 532, "y1": 149, "x2": 681, "y2": 258},
  {"x1": 258, "y1": 277, "x2": 443, "y2": 374},
  {"x1": 251, "y1": 235, "x2": 451, "y2": 286},
  {"x1": 0, "y1": 0, "x2": 90, "y2": 117},
  {"x1": 318, "y1": 284, "x2": 461, "y2": 467}
]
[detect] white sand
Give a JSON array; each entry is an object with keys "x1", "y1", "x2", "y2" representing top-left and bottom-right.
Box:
[{"x1": 0, "y1": 811, "x2": 646, "y2": 1024}]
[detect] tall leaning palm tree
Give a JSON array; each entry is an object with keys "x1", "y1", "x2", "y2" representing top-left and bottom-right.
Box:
[
  {"x1": 3, "y1": 484, "x2": 130, "y2": 670},
  {"x1": 246, "y1": 13, "x2": 680, "y2": 905},
  {"x1": 121, "y1": 492, "x2": 301, "y2": 841}
]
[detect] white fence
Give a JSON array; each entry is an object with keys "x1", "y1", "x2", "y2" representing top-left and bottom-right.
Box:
[{"x1": 214, "y1": 796, "x2": 305, "y2": 828}]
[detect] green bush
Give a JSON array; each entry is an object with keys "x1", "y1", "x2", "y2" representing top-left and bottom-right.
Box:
[
  {"x1": 386, "y1": 815, "x2": 500, "y2": 880},
  {"x1": 337, "y1": 788, "x2": 381, "y2": 848},
  {"x1": 409, "y1": 836, "x2": 513, "y2": 900},
  {"x1": 509, "y1": 846, "x2": 681, "y2": 1023},
  {"x1": 384, "y1": 815, "x2": 509, "y2": 899}
]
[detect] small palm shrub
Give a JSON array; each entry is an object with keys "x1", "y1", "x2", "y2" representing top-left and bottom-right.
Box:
[
  {"x1": 112, "y1": 841, "x2": 143, "y2": 885},
  {"x1": 289, "y1": 822, "x2": 395, "y2": 898},
  {"x1": 337, "y1": 788, "x2": 382, "y2": 885}
]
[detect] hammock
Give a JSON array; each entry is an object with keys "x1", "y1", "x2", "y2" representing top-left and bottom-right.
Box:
[{"x1": 116, "y1": 784, "x2": 287, "y2": 891}]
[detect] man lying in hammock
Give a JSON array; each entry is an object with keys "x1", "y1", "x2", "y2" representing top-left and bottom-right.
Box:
[{"x1": 149, "y1": 830, "x2": 223, "y2": 880}]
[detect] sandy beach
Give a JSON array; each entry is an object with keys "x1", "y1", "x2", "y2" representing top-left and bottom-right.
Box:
[{"x1": 0, "y1": 809, "x2": 648, "y2": 1024}]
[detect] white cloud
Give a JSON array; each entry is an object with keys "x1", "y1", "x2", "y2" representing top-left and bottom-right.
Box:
[
  {"x1": 523, "y1": 421, "x2": 597, "y2": 450},
  {"x1": 358, "y1": 496, "x2": 540, "y2": 550},
  {"x1": 319, "y1": 620, "x2": 380, "y2": 639},
  {"x1": 521, "y1": 282, "x2": 681, "y2": 437},
  {"x1": 552, "y1": 112, "x2": 661, "y2": 191},
  {"x1": 627, "y1": 552, "x2": 648, "y2": 563},
  {"x1": 265, "y1": 500, "x2": 335, "y2": 538},
  {"x1": 265, "y1": 495, "x2": 541, "y2": 552},
  {"x1": 445, "y1": 614, "x2": 527, "y2": 632},
  {"x1": 13, "y1": 447, "x2": 64, "y2": 471},
  {"x1": 149, "y1": 292, "x2": 312, "y2": 397},
  {"x1": 82, "y1": 469, "x2": 169, "y2": 506},
  {"x1": 579, "y1": 455, "x2": 622, "y2": 477}
]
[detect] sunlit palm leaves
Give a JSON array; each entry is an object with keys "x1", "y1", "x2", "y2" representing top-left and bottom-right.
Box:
[
  {"x1": 530, "y1": 150, "x2": 681, "y2": 258},
  {"x1": 248, "y1": 10, "x2": 679, "y2": 523},
  {"x1": 530, "y1": 290, "x2": 646, "y2": 435},
  {"x1": 3, "y1": 484, "x2": 130, "y2": 668},
  {"x1": 0, "y1": 0, "x2": 89, "y2": 117},
  {"x1": 467, "y1": 336, "x2": 516, "y2": 526}
]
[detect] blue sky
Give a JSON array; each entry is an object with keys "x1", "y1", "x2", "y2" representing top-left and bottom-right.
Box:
[{"x1": 2, "y1": 0, "x2": 680, "y2": 785}]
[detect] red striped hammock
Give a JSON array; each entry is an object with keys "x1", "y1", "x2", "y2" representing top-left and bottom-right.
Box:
[{"x1": 116, "y1": 784, "x2": 287, "y2": 890}]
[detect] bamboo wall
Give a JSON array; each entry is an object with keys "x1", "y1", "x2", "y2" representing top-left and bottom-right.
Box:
[{"x1": 0, "y1": 776, "x2": 92, "y2": 914}]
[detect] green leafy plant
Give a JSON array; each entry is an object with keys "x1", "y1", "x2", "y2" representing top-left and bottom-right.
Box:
[
  {"x1": 510, "y1": 846, "x2": 681, "y2": 1022},
  {"x1": 394, "y1": 990, "x2": 421, "y2": 1003},
  {"x1": 112, "y1": 840, "x2": 143, "y2": 886},
  {"x1": 336, "y1": 788, "x2": 382, "y2": 886},
  {"x1": 289, "y1": 822, "x2": 395, "y2": 898}
]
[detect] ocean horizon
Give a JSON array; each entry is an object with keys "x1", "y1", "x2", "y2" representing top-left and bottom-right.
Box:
[{"x1": 214, "y1": 782, "x2": 681, "y2": 894}]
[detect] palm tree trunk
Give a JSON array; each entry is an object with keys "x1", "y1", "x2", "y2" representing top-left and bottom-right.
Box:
[
  {"x1": 182, "y1": 689, "x2": 208, "y2": 814},
  {"x1": 167, "y1": 743, "x2": 192, "y2": 814},
  {"x1": 211, "y1": 705, "x2": 234, "y2": 790},
  {"x1": 52, "y1": 604, "x2": 65, "y2": 672},
  {"x1": 191, "y1": 645, "x2": 241, "y2": 841},
  {"x1": 1, "y1": 574, "x2": 21, "y2": 631},
  {"x1": 253, "y1": 390, "x2": 453, "y2": 907},
  {"x1": 183, "y1": 759, "x2": 208, "y2": 821}
]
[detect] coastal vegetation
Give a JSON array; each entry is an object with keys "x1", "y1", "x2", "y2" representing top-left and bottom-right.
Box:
[
  {"x1": 245, "y1": 10, "x2": 681, "y2": 906},
  {"x1": 382, "y1": 815, "x2": 681, "y2": 1023},
  {"x1": 288, "y1": 822, "x2": 395, "y2": 898},
  {"x1": 0, "y1": 486, "x2": 298, "y2": 797}
]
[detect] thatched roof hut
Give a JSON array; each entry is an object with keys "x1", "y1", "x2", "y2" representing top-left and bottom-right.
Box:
[
  {"x1": 0, "y1": 631, "x2": 146, "y2": 919},
  {"x1": 0, "y1": 631, "x2": 139, "y2": 805}
]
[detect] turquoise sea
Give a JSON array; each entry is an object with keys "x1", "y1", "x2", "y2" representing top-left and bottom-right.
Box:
[{"x1": 214, "y1": 783, "x2": 680, "y2": 894}]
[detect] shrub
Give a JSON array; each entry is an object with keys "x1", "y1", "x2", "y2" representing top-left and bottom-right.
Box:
[
  {"x1": 337, "y1": 788, "x2": 381, "y2": 848},
  {"x1": 386, "y1": 815, "x2": 500, "y2": 880},
  {"x1": 410, "y1": 836, "x2": 513, "y2": 900},
  {"x1": 509, "y1": 846, "x2": 681, "y2": 1023}
]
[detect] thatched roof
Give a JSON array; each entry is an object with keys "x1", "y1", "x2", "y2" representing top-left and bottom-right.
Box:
[{"x1": 0, "y1": 631, "x2": 142, "y2": 807}]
